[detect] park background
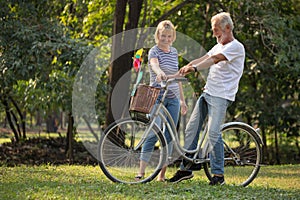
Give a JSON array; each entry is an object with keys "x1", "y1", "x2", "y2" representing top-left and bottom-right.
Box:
[{"x1": 0, "y1": 0, "x2": 299, "y2": 199}]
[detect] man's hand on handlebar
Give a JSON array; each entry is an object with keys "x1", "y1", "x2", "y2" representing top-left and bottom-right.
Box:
[{"x1": 177, "y1": 64, "x2": 195, "y2": 76}]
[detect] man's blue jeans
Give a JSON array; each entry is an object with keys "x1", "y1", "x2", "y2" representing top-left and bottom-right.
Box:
[
  {"x1": 140, "y1": 97, "x2": 180, "y2": 163},
  {"x1": 181, "y1": 92, "x2": 231, "y2": 175}
]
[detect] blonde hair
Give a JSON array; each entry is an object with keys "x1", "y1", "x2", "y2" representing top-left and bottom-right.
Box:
[
  {"x1": 211, "y1": 12, "x2": 234, "y2": 31},
  {"x1": 154, "y1": 20, "x2": 176, "y2": 44}
]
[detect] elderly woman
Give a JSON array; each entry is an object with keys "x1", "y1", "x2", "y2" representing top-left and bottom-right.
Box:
[{"x1": 135, "y1": 20, "x2": 187, "y2": 182}]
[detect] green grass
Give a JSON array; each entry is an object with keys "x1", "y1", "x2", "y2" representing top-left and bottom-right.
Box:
[{"x1": 1, "y1": 164, "x2": 299, "y2": 200}]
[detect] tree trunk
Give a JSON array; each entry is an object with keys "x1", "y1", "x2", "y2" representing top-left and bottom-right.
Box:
[
  {"x1": 9, "y1": 96, "x2": 26, "y2": 139},
  {"x1": 35, "y1": 110, "x2": 42, "y2": 126},
  {"x1": 295, "y1": 139, "x2": 300, "y2": 160},
  {"x1": 10, "y1": 111, "x2": 22, "y2": 139},
  {"x1": 66, "y1": 112, "x2": 74, "y2": 163},
  {"x1": 274, "y1": 127, "x2": 280, "y2": 164},
  {"x1": 46, "y1": 111, "x2": 59, "y2": 133},
  {"x1": 105, "y1": 0, "x2": 143, "y2": 128},
  {"x1": 1, "y1": 98, "x2": 19, "y2": 142},
  {"x1": 261, "y1": 126, "x2": 269, "y2": 164},
  {"x1": 1, "y1": 97, "x2": 20, "y2": 142},
  {"x1": 83, "y1": 115, "x2": 99, "y2": 142},
  {"x1": 60, "y1": 111, "x2": 64, "y2": 130}
]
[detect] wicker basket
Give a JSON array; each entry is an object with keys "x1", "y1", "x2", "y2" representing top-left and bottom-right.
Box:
[{"x1": 129, "y1": 84, "x2": 160, "y2": 114}]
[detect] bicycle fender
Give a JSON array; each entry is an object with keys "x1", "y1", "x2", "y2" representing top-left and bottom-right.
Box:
[{"x1": 221, "y1": 122, "x2": 264, "y2": 146}]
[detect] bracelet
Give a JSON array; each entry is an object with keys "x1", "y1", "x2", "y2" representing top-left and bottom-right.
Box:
[{"x1": 192, "y1": 64, "x2": 198, "y2": 72}]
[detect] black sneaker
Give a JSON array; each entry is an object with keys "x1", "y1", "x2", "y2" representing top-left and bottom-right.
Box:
[
  {"x1": 169, "y1": 170, "x2": 194, "y2": 183},
  {"x1": 209, "y1": 176, "x2": 225, "y2": 186}
]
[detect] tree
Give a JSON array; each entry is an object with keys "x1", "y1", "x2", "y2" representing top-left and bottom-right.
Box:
[{"x1": 0, "y1": 0, "x2": 91, "y2": 161}]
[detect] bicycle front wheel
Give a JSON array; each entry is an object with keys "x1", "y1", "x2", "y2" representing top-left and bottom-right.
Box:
[
  {"x1": 98, "y1": 117, "x2": 167, "y2": 184},
  {"x1": 203, "y1": 122, "x2": 263, "y2": 187}
]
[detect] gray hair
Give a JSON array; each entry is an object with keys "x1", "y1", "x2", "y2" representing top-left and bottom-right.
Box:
[{"x1": 211, "y1": 12, "x2": 234, "y2": 31}]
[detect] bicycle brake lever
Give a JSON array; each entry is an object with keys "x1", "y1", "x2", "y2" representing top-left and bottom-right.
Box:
[{"x1": 161, "y1": 80, "x2": 167, "y2": 88}]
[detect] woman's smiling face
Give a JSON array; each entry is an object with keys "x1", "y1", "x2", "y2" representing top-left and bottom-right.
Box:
[{"x1": 158, "y1": 29, "x2": 174, "y2": 47}]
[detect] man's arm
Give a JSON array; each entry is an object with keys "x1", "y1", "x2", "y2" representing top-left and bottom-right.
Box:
[
  {"x1": 210, "y1": 53, "x2": 227, "y2": 64},
  {"x1": 190, "y1": 54, "x2": 210, "y2": 66},
  {"x1": 193, "y1": 53, "x2": 227, "y2": 70},
  {"x1": 178, "y1": 53, "x2": 228, "y2": 76}
]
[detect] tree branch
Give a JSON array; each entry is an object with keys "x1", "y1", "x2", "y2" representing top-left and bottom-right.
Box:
[{"x1": 151, "y1": 0, "x2": 194, "y2": 27}]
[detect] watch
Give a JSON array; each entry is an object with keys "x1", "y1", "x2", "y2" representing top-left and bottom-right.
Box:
[{"x1": 192, "y1": 64, "x2": 198, "y2": 72}]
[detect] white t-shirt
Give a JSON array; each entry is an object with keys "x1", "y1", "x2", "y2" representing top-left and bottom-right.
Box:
[{"x1": 204, "y1": 39, "x2": 245, "y2": 101}]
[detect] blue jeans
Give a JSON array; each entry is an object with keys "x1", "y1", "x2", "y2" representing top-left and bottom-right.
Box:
[
  {"x1": 140, "y1": 97, "x2": 180, "y2": 163},
  {"x1": 181, "y1": 93, "x2": 231, "y2": 175}
]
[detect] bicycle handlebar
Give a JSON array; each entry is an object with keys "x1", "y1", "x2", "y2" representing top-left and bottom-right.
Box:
[{"x1": 161, "y1": 75, "x2": 188, "y2": 88}]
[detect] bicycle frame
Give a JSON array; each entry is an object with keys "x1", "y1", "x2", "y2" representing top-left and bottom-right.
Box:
[
  {"x1": 134, "y1": 77, "x2": 208, "y2": 164},
  {"x1": 157, "y1": 104, "x2": 212, "y2": 164}
]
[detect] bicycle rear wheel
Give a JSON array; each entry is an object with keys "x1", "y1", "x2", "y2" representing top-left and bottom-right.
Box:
[
  {"x1": 203, "y1": 122, "x2": 263, "y2": 187},
  {"x1": 98, "y1": 117, "x2": 167, "y2": 184}
]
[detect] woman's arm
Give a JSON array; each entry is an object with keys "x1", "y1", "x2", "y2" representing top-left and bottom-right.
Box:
[
  {"x1": 149, "y1": 58, "x2": 167, "y2": 82},
  {"x1": 178, "y1": 82, "x2": 187, "y2": 115}
]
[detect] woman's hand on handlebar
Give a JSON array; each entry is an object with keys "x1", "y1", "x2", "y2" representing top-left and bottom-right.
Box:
[{"x1": 155, "y1": 71, "x2": 167, "y2": 82}]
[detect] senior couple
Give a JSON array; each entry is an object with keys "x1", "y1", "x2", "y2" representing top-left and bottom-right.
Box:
[{"x1": 134, "y1": 12, "x2": 245, "y2": 185}]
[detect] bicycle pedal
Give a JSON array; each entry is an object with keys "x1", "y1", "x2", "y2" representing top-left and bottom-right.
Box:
[
  {"x1": 189, "y1": 163, "x2": 202, "y2": 171},
  {"x1": 194, "y1": 158, "x2": 207, "y2": 164},
  {"x1": 183, "y1": 160, "x2": 202, "y2": 171}
]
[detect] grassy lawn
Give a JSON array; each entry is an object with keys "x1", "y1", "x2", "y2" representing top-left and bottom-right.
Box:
[{"x1": 1, "y1": 164, "x2": 299, "y2": 200}]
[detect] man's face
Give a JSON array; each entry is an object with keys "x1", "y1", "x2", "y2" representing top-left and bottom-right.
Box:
[
  {"x1": 212, "y1": 22, "x2": 225, "y2": 44},
  {"x1": 212, "y1": 21, "x2": 230, "y2": 45}
]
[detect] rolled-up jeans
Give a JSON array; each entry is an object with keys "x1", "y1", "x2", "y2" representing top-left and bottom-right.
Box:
[
  {"x1": 140, "y1": 97, "x2": 180, "y2": 163},
  {"x1": 181, "y1": 92, "x2": 232, "y2": 175}
]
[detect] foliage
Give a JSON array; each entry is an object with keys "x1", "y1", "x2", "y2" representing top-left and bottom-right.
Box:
[
  {"x1": 230, "y1": 0, "x2": 300, "y2": 134},
  {"x1": 0, "y1": 0, "x2": 92, "y2": 140},
  {"x1": 224, "y1": 0, "x2": 300, "y2": 164},
  {"x1": 0, "y1": 165, "x2": 299, "y2": 199}
]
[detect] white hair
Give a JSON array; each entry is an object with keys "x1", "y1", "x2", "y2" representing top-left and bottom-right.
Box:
[{"x1": 211, "y1": 12, "x2": 234, "y2": 31}]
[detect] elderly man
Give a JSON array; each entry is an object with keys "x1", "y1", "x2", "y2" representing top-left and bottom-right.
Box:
[{"x1": 169, "y1": 12, "x2": 245, "y2": 185}]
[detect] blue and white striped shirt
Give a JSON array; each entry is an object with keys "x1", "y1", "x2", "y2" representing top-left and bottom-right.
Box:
[{"x1": 148, "y1": 45, "x2": 179, "y2": 99}]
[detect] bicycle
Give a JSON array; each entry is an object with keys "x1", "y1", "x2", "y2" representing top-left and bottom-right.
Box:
[{"x1": 97, "y1": 77, "x2": 263, "y2": 186}]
